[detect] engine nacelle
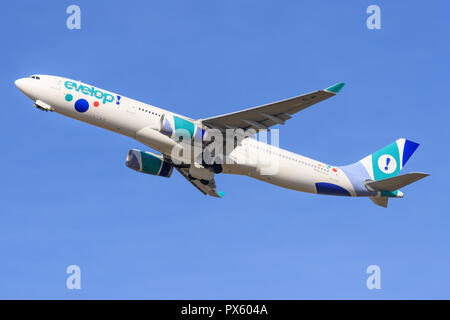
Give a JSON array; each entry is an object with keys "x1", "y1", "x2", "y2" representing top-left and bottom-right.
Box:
[
  {"x1": 160, "y1": 114, "x2": 205, "y2": 142},
  {"x1": 126, "y1": 149, "x2": 173, "y2": 178}
]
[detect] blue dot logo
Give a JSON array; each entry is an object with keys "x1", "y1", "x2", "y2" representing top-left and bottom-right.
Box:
[{"x1": 74, "y1": 99, "x2": 89, "y2": 113}]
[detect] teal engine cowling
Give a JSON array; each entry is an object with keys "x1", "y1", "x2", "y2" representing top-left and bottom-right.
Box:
[
  {"x1": 126, "y1": 149, "x2": 173, "y2": 177},
  {"x1": 160, "y1": 114, "x2": 205, "y2": 142}
]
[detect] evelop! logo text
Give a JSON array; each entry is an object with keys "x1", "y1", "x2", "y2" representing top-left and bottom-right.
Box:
[{"x1": 64, "y1": 81, "x2": 114, "y2": 104}]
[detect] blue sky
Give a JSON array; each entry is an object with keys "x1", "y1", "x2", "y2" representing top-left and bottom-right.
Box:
[{"x1": 0, "y1": 0, "x2": 449, "y2": 299}]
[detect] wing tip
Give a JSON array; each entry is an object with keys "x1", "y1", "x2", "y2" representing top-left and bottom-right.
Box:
[{"x1": 325, "y1": 82, "x2": 345, "y2": 93}]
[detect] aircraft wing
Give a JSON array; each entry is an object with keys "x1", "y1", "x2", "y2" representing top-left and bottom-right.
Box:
[
  {"x1": 199, "y1": 82, "x2": 345, "y2": 132},
  {"x1": 175, "y1": 167, "x2": 224, "y2": 198}
]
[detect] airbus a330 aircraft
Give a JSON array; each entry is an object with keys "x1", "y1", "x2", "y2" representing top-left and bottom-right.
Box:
[{"x1": 15, "y1": 75, "x2": 428, "y2": 207}]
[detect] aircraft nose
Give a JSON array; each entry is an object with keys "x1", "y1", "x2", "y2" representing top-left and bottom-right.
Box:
[
  {"x1": 15, "y1": 78, "x2": 26, "y2": 91},
  {"x1": 15, "y1": 77, "x2": 35, "y2": 100}
]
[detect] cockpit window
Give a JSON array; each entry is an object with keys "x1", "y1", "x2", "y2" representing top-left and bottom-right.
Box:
[{"x1": 30, "y1": 75, "x2": 40, "y2": 80}]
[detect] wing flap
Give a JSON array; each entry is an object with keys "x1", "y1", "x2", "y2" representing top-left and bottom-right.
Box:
[{"x1": 176, "y1": 167, "x2": 223, "y2": 198}]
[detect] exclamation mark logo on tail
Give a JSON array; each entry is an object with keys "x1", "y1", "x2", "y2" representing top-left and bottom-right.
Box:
[
  {"x1": 116, "y1": 95, "x2": 121, "y2": 105},
  {"x1": 378, "y1": 154, "x2": 397, "y2": 174},
  {"x1": 356, "y1": 139, "x2": 420, "y2": 181},
  {"x1": 372, "y1": 141, "x2": 400, "y2": 180}
]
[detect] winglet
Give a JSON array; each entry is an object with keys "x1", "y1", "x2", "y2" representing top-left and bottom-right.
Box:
[
  {"x1": 218, "y1": 191, "x2": 225, "y2": 198},
  {"x1": 325, "y1": 82, "x2": 345, "y2": 93}
]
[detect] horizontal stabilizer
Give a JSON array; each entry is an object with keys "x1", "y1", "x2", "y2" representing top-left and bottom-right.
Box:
[
  {"x1": 366, "y1": 172, "x2": 429, "y2": 192},
  {"x1": 369, "y1": 196, "x2": 388, "y2": 208}
]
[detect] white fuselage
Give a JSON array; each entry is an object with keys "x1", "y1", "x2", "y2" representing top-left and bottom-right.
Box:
[{"x1": 15, "y1": 75, "x2": 357, "y2": 196}]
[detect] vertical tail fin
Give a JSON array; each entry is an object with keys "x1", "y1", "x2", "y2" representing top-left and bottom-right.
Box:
[
  {"x1": 340, "y1": 139, "x2": 424, "y2": 208},
  {"x1": 358, "y1": 138, "x2": 420, "y2": 181}
]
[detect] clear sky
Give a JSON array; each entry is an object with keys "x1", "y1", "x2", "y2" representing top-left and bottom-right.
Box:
[{"x1": 0, "y1": 0, "x2": 448, "y2": 299}]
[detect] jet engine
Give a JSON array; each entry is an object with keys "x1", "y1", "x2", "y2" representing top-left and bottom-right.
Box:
[
  {"x1": 159, "y1": 114, "x2": 205, "y2": 142},
  {"x1": 126, "y1": 149, "x2": 173, "y2": 178},
  {"x1": 158, "y1": 114, "x2": 223, "y2": 173}
]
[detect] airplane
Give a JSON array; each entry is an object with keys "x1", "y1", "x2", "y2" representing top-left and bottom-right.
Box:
[{"x1": 15, "y1": 74, "x2": 428, "y2": 207}]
